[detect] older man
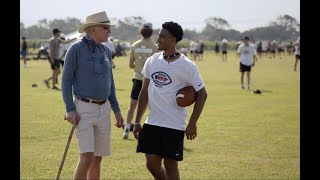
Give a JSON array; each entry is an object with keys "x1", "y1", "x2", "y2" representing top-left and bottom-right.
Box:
[{"x1": 62, "y1": 11, "x2": 124, "y2": 179}]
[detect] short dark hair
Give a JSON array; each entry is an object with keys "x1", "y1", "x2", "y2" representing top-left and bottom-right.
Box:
[
  {"x1": 140, "y1": 28, "x2": 153, "y2": 38},
  {"x1": 22, "y1": 36, "x2": 26, "y2": 40},
  {"x1": 53, "y1": 28, "x2": 61, "y2": 34},
  {"x1": 243, "y1": 36, "x2": 250, "y2": 40},
  {"x1": 162, "y1": 21, "x2": 183, "y2": 43}
]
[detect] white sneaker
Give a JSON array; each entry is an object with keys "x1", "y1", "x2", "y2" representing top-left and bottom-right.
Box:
[{"x1": 123, "y1": 129, "x2": 129, "y2": 139}]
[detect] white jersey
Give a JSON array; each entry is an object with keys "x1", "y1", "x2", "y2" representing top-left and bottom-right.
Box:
[
  {"x1": 237, "y1": 44, "x2": 256, "y2": 66},
  {"x1": 294, "y1": 37, "x2": 300, "y2": 55},
  {"x1": 58, "y1": 43, "x2": 70, "y2": 61},
  {"x1": 294, "y1": 44, "x2": 300, "y2": 55},
  {"x1": 142, "y1": 52, "x2": 205, "y2": 131}
]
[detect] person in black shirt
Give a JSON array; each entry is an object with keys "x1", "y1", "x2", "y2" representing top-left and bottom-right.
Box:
[{"x1": 21, "y1": 36, "x2": 28, "y2": 68}]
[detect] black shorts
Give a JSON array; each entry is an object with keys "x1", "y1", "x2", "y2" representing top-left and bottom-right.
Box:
[
  {"x1": 130, "y1": 79, "x2": 142, "y2": 100},
  {"x1": 240, "y1": 62, "x2": 251, "y2": 72},
  {"x1": 195, "y1": 50, "x2": 204, "y2": 54},
  {"x1": 222, "y1": 50, "x2": 227, "y2": 54},
  {"x1": 57, "y1": 59, "x2": 64, "y2": 68},
  {"x1": 295, "y1": 54, "x2": 300, "y2": 60},
  {"x1": 137, "y1": 124, "x2": 185, "y2": 161},
  {"x1": 51, "y1": 59, "x2": 61, "y2": 70}
]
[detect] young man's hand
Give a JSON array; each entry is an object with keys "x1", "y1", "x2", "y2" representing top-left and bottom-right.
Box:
[
  {"x1": 185, "y1": 123, "x2": 197, "y2": 140},
  {"x1": 133, "y1": 123, "x2": 142, "y2": 139}
]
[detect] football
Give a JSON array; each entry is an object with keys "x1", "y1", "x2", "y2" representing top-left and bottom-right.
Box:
[{"x1": 176, "y1": 86, "x2": 197, "y2": 107}]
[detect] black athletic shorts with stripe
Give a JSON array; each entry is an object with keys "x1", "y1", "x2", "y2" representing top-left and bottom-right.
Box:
[
  {"x1": 137, "y1": 124, "x2": 185, "y2": 161},
  {"x1": 130, "y1": 79, "x2": 142, "y2": 100}
]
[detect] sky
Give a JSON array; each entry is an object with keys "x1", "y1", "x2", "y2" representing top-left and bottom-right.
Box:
[{"x1": 20, "y1": 0, "x2": 300, "y2": 32}]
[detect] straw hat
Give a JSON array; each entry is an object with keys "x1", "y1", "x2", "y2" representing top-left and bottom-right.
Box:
[{"x1": 79, "y1": 11, "x2": 112, "y2": 33}]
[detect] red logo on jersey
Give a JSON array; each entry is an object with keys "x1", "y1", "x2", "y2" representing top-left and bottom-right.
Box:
[{"x1": 151, "y1": 72, "x2": 172, "y2": 87}]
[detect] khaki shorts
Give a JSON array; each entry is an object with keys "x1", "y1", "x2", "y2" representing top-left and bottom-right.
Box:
[{"x1": 74, "y1": 98, "x2": 111, "y2": 156}]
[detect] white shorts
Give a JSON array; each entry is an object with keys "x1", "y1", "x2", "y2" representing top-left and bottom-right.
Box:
[{"x1": 74, "y1": 98, "x2": 112, "y2": 156}]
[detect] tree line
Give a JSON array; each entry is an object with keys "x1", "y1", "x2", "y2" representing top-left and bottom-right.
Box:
[{"x1": 20, "y1": 14, "x2": 299, "y2": 44}]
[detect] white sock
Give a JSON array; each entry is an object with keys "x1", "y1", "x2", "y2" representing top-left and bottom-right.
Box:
[{"x1": 125, "y1": 123, "x2": 131, "y2": 131}]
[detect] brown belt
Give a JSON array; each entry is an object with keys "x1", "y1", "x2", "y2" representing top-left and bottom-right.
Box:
[{"x1": 76, "y1": 96, "x2": 106, "y2": 105}]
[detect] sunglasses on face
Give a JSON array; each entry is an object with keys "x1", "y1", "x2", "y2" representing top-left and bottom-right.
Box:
[{"x1": 101, "y1": 26, "x2": 111, "y2": 30}]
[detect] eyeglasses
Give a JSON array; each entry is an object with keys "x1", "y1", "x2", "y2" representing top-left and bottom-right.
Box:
[{"x1": 101, "y1": 26, "x2": 111, "y2": 30}]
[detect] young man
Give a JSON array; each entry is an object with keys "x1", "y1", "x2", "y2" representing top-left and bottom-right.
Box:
[
  {"x1": 57, "y1": 34, "x2": 70, "y2": 69},
  {"x1": 194, "y1": 40, "x2": 205, "y2": 60},
  {"x1": 214, "y1": 42, "x2": 220, "y2": 56},
  {"x1": 123, "y1": 22, "x2": 158, "y2": 139},
  {"x1": 237, "y1": 36, "x2": 257, "y2": 90},
  {"x1": 44, "y1": 28, "x2": 75, "y2": 90},
  {"x1": 133, "y1": 21, "x2": 207, "y2": 180},
  {"x1": 62, "y1": 11, "x2": 124, "y2": 180},
  {"x1": 221, "y1": 39, "x2": 228, "y2": 62},
  {"x1": 21, "y1": 36, "x2": 28, "y2": 68},
  {"x1": 293, "y1": 36, "x2": 300, "y2": 71},
  {"x1": 105, "y1": 37, "x2": 116, "y2": 68}
]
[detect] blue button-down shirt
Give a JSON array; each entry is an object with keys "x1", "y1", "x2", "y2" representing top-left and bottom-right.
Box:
[{"x1": 62, "y1": 35, "x2": 120, "y2": 113}]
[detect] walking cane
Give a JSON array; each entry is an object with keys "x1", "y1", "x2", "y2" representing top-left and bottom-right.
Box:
[{"x1": 56, "y1": 116, "x2": 76, "y2": 180}]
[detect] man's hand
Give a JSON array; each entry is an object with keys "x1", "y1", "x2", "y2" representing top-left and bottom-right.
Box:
[
  {"x1": 185, "y1": 123, "x2": 197, "y2": 140},
  {"x1": 114, "y1": 112, "x2": 124, "y2": 128},
  {"x1": 133, "y1": 123, "x2": 142, "y2": 139},
  {"x1": 252, "y1": 62, "x2": 255, "y2": 67},
  {"x1": 64, "y1": 111, "x2": 80, "y2": 128}
]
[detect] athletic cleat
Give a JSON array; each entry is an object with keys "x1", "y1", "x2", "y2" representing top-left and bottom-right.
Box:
[
  {"x1": 241, "y1": 85, "x2": 245, "y2": 89},
  {"x1": 52, "y1": 86, "x2": 61, "y2": 91},
  {"x1": 123, "y1": 129, "x2": 129, "y2": 139}
]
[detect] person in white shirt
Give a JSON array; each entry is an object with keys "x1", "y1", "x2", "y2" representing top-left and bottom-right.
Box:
[
  {"x1": 237, "y1": 36, "x2": 257, "y2": 90},
  {"x1": 189, "y1": 40, "x2": 197, "y2": 57},
  {"x1": 293, "y1": 36, "x2": 300, "y2": 72},
  {"x1": 133, "y1": 21, "x2": 207, "y2": 180},
  {"x1": 221, "y1": 39, "x2": 228, "y2": 61},
  {"x1": 181, "y1": 46, "x2": 188, "y2": 56},
  {"x1": 122, "y1": 22, "x2": 158, "y2": 139},
  {"x1": 57, "y1": 35, "x2": 70, "y2": 69},
  {"x1": 105, "y1": 37, "x2": 116, "y2": 68}
]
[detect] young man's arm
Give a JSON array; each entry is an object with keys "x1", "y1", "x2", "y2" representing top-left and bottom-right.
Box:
[
  {"x1": 49, "y1": 40, "x2": 55, "y2": 64},
  {"x1": 133, "y1": 78, "x2": 150, "y2": 139},
  {"x1": 129, "y1": 54, "x2": 135, "y2": 69},
  {"x1": 129, "y1": 46, "x2": 135, "y2": 69},
  {"x1": 252, "y1": 54, "x2": 256, "y2": 66},
  {"x1": 252, "y1": 47, "x2": 257, "y2": 66},
  {"x1": 59, "y1": 38, "x2": 77, "y2": 44},
  {"x1": 186, "y1": 87, "x2": 207, "y2": 140}
]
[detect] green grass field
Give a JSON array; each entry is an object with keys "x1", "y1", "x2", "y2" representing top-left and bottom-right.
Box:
[{"x1": 20, "y1": 51, "x2": 300, "y2": 179}]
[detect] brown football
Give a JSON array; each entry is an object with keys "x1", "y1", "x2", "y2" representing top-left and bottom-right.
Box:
[{"x1": 176, "y1": 86, "x2": 197, "y2": 107}]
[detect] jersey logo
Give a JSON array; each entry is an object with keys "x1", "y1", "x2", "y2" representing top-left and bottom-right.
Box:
[
  {"x1": 243, "y1": 50, "x2": 250, "y2": 54},
  {"x1": 151, "y1": 71, "x2": 172, "y2": 87}
]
